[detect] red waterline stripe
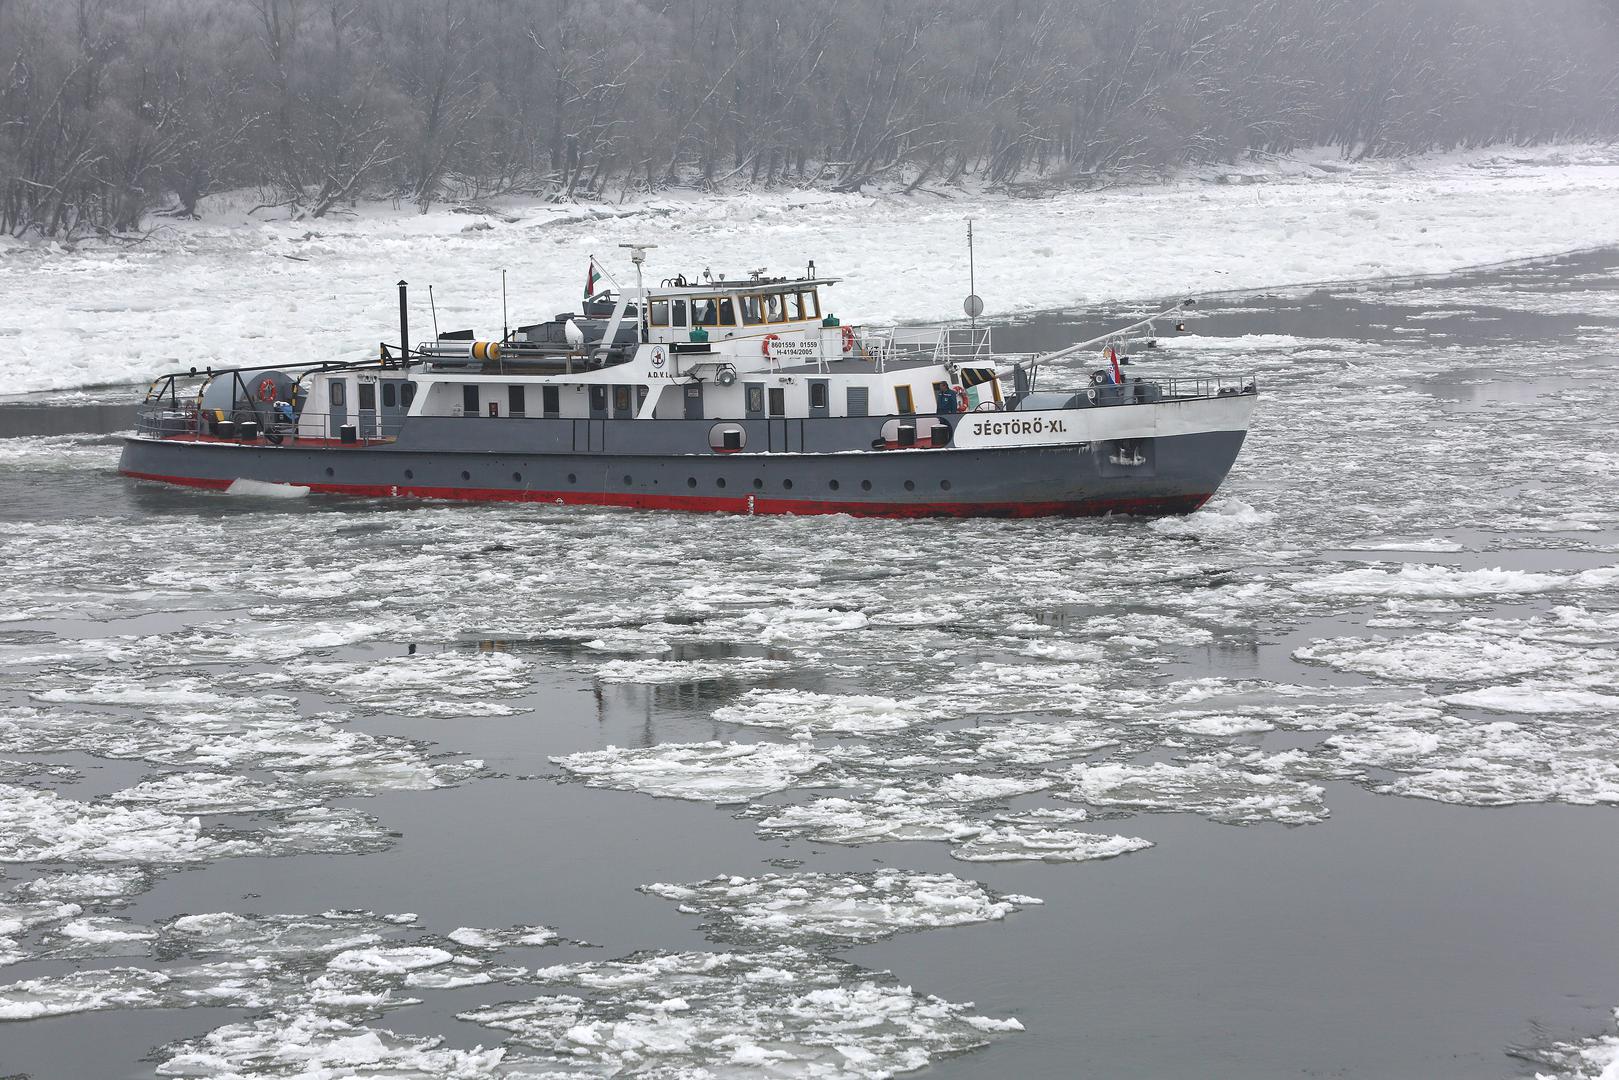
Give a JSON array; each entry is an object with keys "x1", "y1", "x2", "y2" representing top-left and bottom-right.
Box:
[{"x1": 119, "y1": 469, "x2": 1210, "y2": 519}]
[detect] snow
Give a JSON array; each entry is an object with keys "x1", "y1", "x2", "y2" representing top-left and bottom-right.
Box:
[{"x1": 9, "y1": 144, "x2": 1619, "y2": 394}]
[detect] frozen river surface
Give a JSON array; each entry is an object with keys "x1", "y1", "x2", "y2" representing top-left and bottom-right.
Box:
[{"x1": 2, "y1": 251, "x2": 1619, "y2": 1078}]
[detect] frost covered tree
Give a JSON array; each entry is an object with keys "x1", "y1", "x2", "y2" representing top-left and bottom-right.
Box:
[{"x1": 2, "y1": 0, "x2": 1617, "y2": 236}]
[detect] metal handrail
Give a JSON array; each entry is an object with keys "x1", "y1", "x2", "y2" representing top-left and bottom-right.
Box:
[{"x1": 134, "y1": 404, "x2": 403, "y2": 444}]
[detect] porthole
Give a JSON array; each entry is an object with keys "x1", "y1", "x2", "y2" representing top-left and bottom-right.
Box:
[
  {"x1": 687, "y1": 477, "x2": 697, "y2": 488},
  {"x1": 940, "y1": 479, "x2": 952, "y2": 491},
  {"x1": 567, "y1": 473, "x2": 577, "y2": 483},
  {"x1": 512, "y1": 472, "x2": 522, "y2": 483},
  {"x1": 325, "y1": 467, "x2": 335, "y2": 477},
  {"x1": 904, "y1": 480, "x2": 916, "y2": 491},
  {"x1": 404, "y1": 469, "x2": 414, "y2": 480},
  {"x1": 461, "y1": 470, "x2": 471, "y2": 481},
  {"x1": 717, "y1": 477, "x2": 727, "y2": 489},
  {"x1": 752, "y1": 478, "x2": 764, "y2": 490},
  {"x1": 861, "y1": 479, "x2": 872, "y2": 491},
  {"x1": 623, "y1": 474, "x2": 632, "y2": 485},
  {"x1": 829, "y1": 480, "x2": 840, "y2": 491},
  {"x1": 782, "y1": 479, "x2": 793, "y2": 490}
]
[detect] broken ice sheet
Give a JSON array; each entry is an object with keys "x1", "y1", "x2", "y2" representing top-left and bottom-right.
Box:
[
  {"x1": 461, "y1": 947, "x2": 1020, "y2": 1079},
  {"x1": 641, "y1": 871, "x2": 1037, "y2": 944}
]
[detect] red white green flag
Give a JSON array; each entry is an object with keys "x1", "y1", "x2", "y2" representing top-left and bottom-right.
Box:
[{"x1": 584, "y1": 258, "x2": 602, "y2": 299}]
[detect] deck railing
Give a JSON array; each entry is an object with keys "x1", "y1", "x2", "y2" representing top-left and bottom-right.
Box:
[{"x1": 134, "y1": 404, "x2": 401, "y2": 444}]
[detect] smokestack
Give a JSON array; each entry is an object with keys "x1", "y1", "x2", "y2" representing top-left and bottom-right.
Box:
[{"x1": 397, "y1": 280, "x2": 409, "y2": 370}]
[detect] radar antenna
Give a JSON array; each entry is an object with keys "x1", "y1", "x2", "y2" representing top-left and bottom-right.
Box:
[{"x1": 617, "y1": 242, "x2": 657, "y2": 296}]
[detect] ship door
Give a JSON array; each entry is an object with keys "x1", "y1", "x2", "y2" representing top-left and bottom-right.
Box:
[
  {"x1": 357, "y1": 381, "x2": 378, "y2": 438},
  {"x1": 808, "y1": 379, "x2": 830, "y2": 419},
  {"x1": 380, "y1": 380, "x2": 409, "y2": 433},
  {"x1": 683, "y1": 384, "x2": 704, "y2": 420},
  {"x1": 328, "y1": 379, "x2": 348, "y2": 437},
  {"x1": 846, "y1": 386, "x2": 869, "y2": 417}
]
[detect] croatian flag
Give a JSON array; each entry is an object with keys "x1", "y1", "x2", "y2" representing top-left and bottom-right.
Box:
[
  {"x1": 584, "y1": 258, "x2": 602, "y2": 299},
  {"x1": 1108, "y1": 346, "x2": 1124, "y2": 384}
]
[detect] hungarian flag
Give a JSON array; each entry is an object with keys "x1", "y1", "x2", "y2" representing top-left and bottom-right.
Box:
[
  {"x1": 1108, "y1": 346, "x2": 1124, "y2": 384},
  {"x1": 584, "y1": 258, "x2": 602, "y2": 299}
]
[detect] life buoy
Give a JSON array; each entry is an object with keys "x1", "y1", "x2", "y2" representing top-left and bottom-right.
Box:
[
  {"x1": 255, "y1": 377, "x2": 277, "y2": 402},
  {"x1": 952, "y1": 386, "x2": 969, "y2": 413},
  {"x1": 840, "y1": 325, "x2": 855, "y2": 353},
  {"x1": 761, "y1": 333, "x2": 780, "y2": 357}
]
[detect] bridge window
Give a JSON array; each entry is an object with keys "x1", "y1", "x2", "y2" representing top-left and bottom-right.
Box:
[
  {"x1": 692, "y1": 297, "x2": 735, "y2": 327},
  {"x1": 649, "y1": 299, "x2": 670, "y2": 326},
  {"x1": 741, "y1": 296, "x2": 763, "y2": 325},
  {"x1": 801, "y1": 290, "x2": 821, "y2": 320},
  {"x1": 765, "y1": 293, "x2": 784, "y2": 322}
]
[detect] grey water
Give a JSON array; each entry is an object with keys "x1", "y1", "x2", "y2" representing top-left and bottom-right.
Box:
[{"x1": 2, "y1": 250, "x2": 1618, "y2": 1079}]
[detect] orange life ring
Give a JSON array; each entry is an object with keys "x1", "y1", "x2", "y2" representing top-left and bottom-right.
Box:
[
  {"x1": 953, "y1": 385, "x2": 969, "y2": 413},
  {"x1": 761, "y1": 333, "x2": 780, "y2": 357},
  {"x1": 255, "y1": 377, "x2": 277, "y2": 402},
  {"x1": 840, "y1": 325, "x2": 855, "y2": 353}
]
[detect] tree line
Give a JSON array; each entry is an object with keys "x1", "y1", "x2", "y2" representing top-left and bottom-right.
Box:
[{"x1": 3, "y1": 0, "x2": 1616, "y2": 238}]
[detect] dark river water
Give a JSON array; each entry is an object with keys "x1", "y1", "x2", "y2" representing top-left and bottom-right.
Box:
[{"x1": 1, "y1": 251, "x2": 1617, "y2": 1080}]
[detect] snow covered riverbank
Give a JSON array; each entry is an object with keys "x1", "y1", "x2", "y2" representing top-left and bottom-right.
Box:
[{"x1": 2, "y1": 143, "x2": 1617, "y2": 396}]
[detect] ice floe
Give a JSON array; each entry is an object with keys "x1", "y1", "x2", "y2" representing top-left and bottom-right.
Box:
[{"x1": 643, "y1": 871, "x2": 1035, "y2": 943}]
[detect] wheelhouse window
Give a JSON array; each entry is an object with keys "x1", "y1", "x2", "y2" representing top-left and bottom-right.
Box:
[
  {"x1": 741, "y1": 296, "x2": 763, "y2": 325},
  {"x1": 670, "y1": 299, "x2": 688, "y2": 326},
  {"x1": 764, "y1": 293, "x2": 784, "y2": 323},
  {"x1": 894, "y1": 385, "x2": 914, "y2": 414},
  {"x1": 785, "y1": 293, "x2": 805, "y2": 321},
  {"x1": 649, "y1": 299, "x2": 670, "y2": 326},
  {"x1": 716, "y1": 298, "x2": 736, "y2": 325},
  {"x1": 801, "y1": 290, "x2": 821, "y2": 320}
]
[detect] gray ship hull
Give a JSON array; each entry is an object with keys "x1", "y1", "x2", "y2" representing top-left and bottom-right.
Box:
[{"x1": 118, "y1": 408, "x2": 1250, "y2": 517}]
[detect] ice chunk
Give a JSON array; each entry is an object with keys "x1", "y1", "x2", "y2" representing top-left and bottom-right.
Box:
[
  {"x1": 643, "y1": 871, "x2": 1033, "y2": 943},
  {"x1": 553, "y1": 739, "x2": 829, "y2": 803}
]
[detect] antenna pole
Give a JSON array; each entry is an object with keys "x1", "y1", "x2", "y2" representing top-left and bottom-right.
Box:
[
  {"x1": 428, "y1": 285, "x2": 440, "y2": 340},
  {"x1": 968, "y1": 220, "x2": 976, "y2": 330},
  {"x1": 501, "y1": 269, "x2": 509, "y2": 343}
]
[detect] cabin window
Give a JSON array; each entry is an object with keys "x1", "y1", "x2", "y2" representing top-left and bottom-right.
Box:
[
  {"x1": 382, "y1": 383, "x2": 397, "y2": 408},
  {"x1": 670, "y1": 299, "x2": 687, "y2": 326},
  {"x1": 786, "y1": 293, "x2": 805, "y2": 321},
  {"x1": 765, "y1": 293, "x2": 784, "y2": 322},
  {"x1": 650, "y1": 299, "x2": 670, "y2": 326},
  {"x1": 802, "y1": 290, "x2": 821, "y2": 320},
  {"x1": 401, "y1": 382, "x2": 417, "y2": 407},
  {"x1": 509, "y1": 385, "x2": 526, "y2": 417},
  {"x1": 330, "y1": 381, "x2": 346, "y2": 407},
  {"x1": 895, "y1": 385, "x2": 914, "y2": 414},
  {"x1": 768, "y1": 387, "x2": 786, "y2": 416},
  {"x1": 716, "y1": 298, "x2": 736, "y2": 325},
  {"x1": 542, "y1": 385, "x2": 560, "y2": 417},
  {"x1": 693, "y1": 298, "x2": 718, "y2": 326},
  {"x1": 810, "y1": 383, "x2": 828, "y2": 409},
  {"x1": 359, "y1": 383, "x2": 376, "y2": 411},
  {"x1": 462, "y1": 385, "x2": 479, "y2": 414},
  {"x1": 741, "y1": 296, "x2": 763, "y2": 324}
]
